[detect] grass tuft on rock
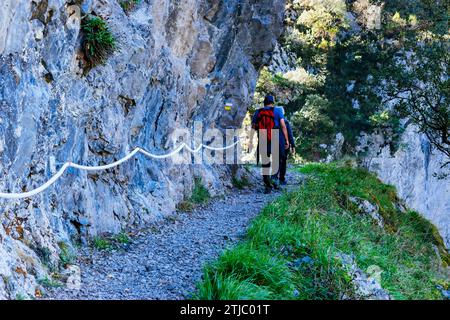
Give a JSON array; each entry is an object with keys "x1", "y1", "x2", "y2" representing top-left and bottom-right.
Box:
[
  {"x1": 37, "y1": 276, "x2": 63, "y2": 289},
  {"x1": 89, "y1": 231, "x2": 132, "y2": 251},
  {"x1": 114, "y1": 232, "x2": 131, "y2": 245},
  {"x1": 195, "y1": 163, "x2": 449, "y2": 300},
  {"x1": 91, "y1": 237, "x2": 113, "y2": 251},
  {"x1": 119, "y1": 0, "x2": 141, "y2": 12},
  {"x1": 191, "y1": 178, "x2": 211, "y2": 204},
  {"x1": 232, "y1": 176, "x2": 250, "y2": 190},
  {"x1": 58, "y1": 241, "x2": 76, "y2": 268},
  {"x1": 81, "y1": 16, "x2": 116, "y2": 70},
  {"x1": 177, "y1": 178, "x2": 210, "y2": 212}
]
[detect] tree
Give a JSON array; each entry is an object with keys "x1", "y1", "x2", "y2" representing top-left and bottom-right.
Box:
[
  {"x1": 291, "y1": 94, "x2": 336, "y2": 160},
  {"x1": 264, "y1": 0, "x2": 448, "y2": 162},
  {"x1": 384, "y1": 35, "x2": 450, "y2": 166}
]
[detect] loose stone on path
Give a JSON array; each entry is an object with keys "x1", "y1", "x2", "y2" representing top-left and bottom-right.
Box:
[{"x1": 46, "y1": 171, "x2": 302, "y2": 300}]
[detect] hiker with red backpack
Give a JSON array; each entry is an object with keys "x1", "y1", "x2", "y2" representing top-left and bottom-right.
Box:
[{"x1": 252, "y1": 95, "x2": 291, "y2": 194}]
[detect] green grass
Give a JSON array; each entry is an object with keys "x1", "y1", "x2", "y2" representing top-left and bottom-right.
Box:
[
  {"x1": 195, "y1": 163, "x2": 449, "y2": 300},
  {"x1": 177, "y1": 178, "x2": 211, "y2": 211},
  {"x1": 58, "y1": 242, "x2": 76, "y2": 268},
  {"x1": 81, "y1": 16, "x2": 116, "y2": 69},
  {"x1": 37, "y1": 276, "x2": 63, "y2": 289},
  {"x1": 191, "y1": 178, "x2": 211, "y2": 204},
  {"x1": 232, "y1": 176, "x2": 251, "y2": 190},
  {"x1": 91, "y1": 237, "x2": 113, "y2": 250},
  {"x1": 90, "y1": 231, "x2": 132, "y2": 250},
  {"x1": 114, "y1": 232, "x2": 131, "y2": 244},
  {"x1": 119, "y1": 0, "x2": 141, "y2": 12}
]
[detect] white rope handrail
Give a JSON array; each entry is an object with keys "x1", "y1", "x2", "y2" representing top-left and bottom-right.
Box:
[{"x1": 0, "y1": 140, "x2": 240, "y2": 200}]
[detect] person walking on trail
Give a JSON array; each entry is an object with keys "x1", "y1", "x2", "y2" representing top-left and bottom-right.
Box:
[
  {"x1": 275, "y1": 107, "x2": 295, "y2": 185},
  {"x1": 252, "y1": 95, "x2": 290, "y2": 194}
]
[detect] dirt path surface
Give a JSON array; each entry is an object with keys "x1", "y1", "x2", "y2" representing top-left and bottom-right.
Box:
[{"x1": 47, "y1": 171, "x2": 303, "y2": 300}]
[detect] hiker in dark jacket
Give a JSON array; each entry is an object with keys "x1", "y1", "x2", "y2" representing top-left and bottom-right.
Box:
[
  {"x1": 275, "y1": 107, "x2": 295, "y2": 185},
  {"x1": 252, "y1": 95, "x2": 290, "y2": 194}
]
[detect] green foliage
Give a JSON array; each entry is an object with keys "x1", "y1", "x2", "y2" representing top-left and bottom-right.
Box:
[
  {"x1": 190, "y1": 178, "x2": 210, "y2": 204},
  {"x1": 194, "y1": 269, "x2": 273, "y2": 300},
  {"x1": 299, "y1": 163, "x2": 401, "y2": 229},
  {"x1": 258, "y1": 0, "x2": 448, "y2": 161},
  {"x1": 91, "y1": 237, "x2": 113, "y2": 250},
  {"x1": 34, "y1": 246, "x2": 53, "y2": 270},
  {"x1": 369, "y1": 110, "x2": 392, "y2": 126},
  {"x1": 195, "y1": 244, "x2": 297, "y2": 300},
  {"x1": 368, "y1": 110, "x2": 404, "y2": 153},
  {"x1": 383, "y1": 34, "x2": 450, "y2": 164},
  {"x1": 89, "y1": 232, "x2": 132, "y2": 250},
  {"x1": 81, "y1": 16, "x2": 116, "y2": 70},
  {"x1": 291, "y1": 94, "x2": 335, "y2": 160},
  {"x1": 195, "y1": 163, "x2": 448, "y2": 300},
  {"x1": 114, "y1": 232, "x2": 131, "y2": 244},
  {"x1": 58, "y1": 242, "x2": 76, "y2": 268},
  {"x1": 293, "y1": 0, "x2": 349, "y2": 49},
  {"x1": 15, "y1": 294, "x2": 27, "y2": 300},
  {"x1": 37, "y1": 276, "x2": 63, "y2": 289},
  {"x1": 215, "y1": 245, "x2": 295, "y2": 294},
  {"x1": 232, "y1": 176, "x2": 250, "y2": 190},
  {"x1": 119, "y1": 0, "x2": 141, "y2": 12},
  {"x1": 176, "y1": 178, "x2": 211, "y2": 212},
  {"x1": 252, "y1": 68, "x2": 281, "y2": 111}
]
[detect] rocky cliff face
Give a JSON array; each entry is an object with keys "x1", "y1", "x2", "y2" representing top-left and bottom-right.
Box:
[
  {"x1": 359, "y1": 124, "x2": 450, "y2": 249},
  {"x1": 0, "y1": 0, "x2": 284, "y2": 299}
]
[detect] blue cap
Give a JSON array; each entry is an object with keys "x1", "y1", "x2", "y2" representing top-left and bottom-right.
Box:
[{"x1": 264, "y1": 95, "x2": 275, "y2": 106}]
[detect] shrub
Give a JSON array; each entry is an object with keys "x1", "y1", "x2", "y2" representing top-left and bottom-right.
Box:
[
  {"x1": 81, "y1": 16, "x2": 116, "y2": 69},
  {"x1": 190, "y1": 178, "x2": 210, "y2": 204},
  {"x1": 232, "y1": 176, "x2": 250, "y2": 190},
  {"x1": 176, "y1": 178, "x2": 211, "y2": 212},
  {"x1": 291, "y1": 94, "x2": 335, "y2": 160},
  {"x1": 91, "y1": 237, "x2": 113, "y2": 250},
  {"x1": 37, "y1": 276, "x2": 63, "y2": 289},
  {"x1": 119, "y1": 0, "x2": 141, "y2": 12},
  {"x1": 114, "y1": 232, "x2": 131, "y2": 245},
  {"x1": 58, "y1": 242, "x2": 76, "y2": 268}
]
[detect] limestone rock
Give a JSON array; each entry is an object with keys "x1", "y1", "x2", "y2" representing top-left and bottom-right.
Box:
[
  {"x1": 337, "y1": 253, "x2": 391, "y2": 300},
  {"x1": 349, "y1": 196, "x2": 384, "y2": 228},
  {"x1": 0, "y1": 0, "x2": 285, "y2": 299},
  {"x1": 63, "y1": 265, "x2": 81, "y2": 291},
  {"x1": 359, "y1": 124, "x2": 450, "y2": 248}
]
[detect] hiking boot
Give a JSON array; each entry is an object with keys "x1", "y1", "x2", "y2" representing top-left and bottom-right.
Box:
[
  {"x1": 264, "y1": 187, "x2": 272, "y2": 194},
  {"x1": 280, "y1": 180, "x2": 287, "y2": 186},
  {"x1": 272, "y1": 179, "x2": 281, "y2": 190}
]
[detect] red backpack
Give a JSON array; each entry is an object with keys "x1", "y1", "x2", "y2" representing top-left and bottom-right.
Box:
[{"x1": 256, "y1": 107, "x2": 275, "y2": 142}]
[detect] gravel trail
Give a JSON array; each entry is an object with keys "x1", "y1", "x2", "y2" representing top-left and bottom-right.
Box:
[{"x1": 47, "y1": 171, "x2": 303, "y2": 300}]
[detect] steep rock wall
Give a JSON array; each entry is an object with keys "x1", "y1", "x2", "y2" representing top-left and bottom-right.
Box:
[
  {"x1": 359, "y1": 125, "x2": 450, "y2": 248},
  {"x1": 0, "y1": 0, "x2": 284, "y2": 299}
]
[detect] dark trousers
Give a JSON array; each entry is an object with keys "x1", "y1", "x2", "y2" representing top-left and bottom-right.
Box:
[
  {"x1": 259, "y1": 141, "x2": 282, "y2": 189},
  {"x1": 261, "y1": 154, "x2": 281, "y2": 188},
  {"x1": 262, "y1": 159, "x2": 273, "y2": 188},
  {"x1": 279, "y1": 153, "x2": 287, "y2": 182}
]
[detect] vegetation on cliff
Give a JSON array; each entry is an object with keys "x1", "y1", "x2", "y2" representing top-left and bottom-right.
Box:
[
  {"x1": 255, "y1": 0, "x2": 449, "y2": 162},
  {"x1": 119, "y1": 0, "x2": 141, "y2": 12},
  {"x1": 81, "y1": 16, "x2": 117, "y2": 70},
  {"x1": 195, "y1": 163, "x2": 449, "y2": 300}
]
